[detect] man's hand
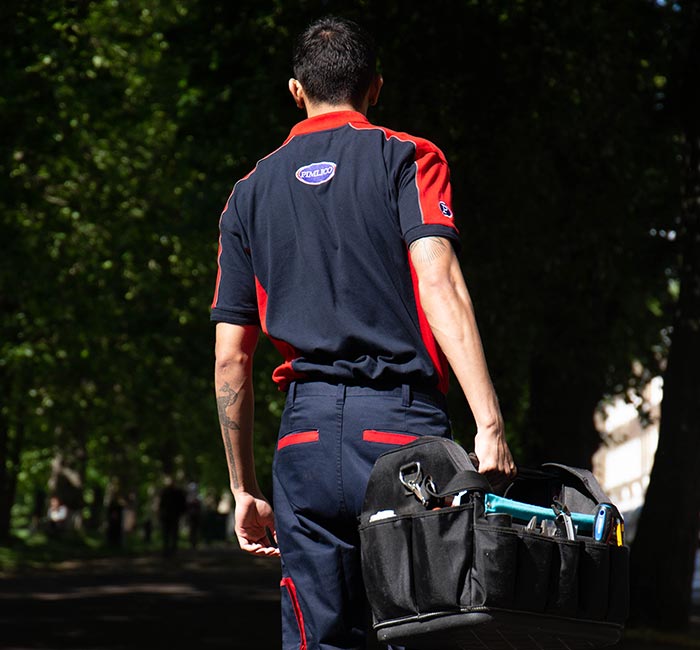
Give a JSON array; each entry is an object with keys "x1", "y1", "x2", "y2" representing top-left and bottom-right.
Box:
[
  {"x1": 474, "y1": 422, "x2": 517, "y2": 493},
  {"x1": 233, "y1": 491, "x2": 280, "y2": 557}
]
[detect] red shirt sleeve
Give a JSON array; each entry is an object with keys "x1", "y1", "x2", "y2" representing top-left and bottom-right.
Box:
[{"x1": 396, "y1": 138, "x2": 460, "y2": 248}]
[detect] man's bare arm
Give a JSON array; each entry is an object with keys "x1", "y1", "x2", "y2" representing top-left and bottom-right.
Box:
[
  {"x1": 214, "y1": 322, "x2": 279, "y2": 556},
  {"x1": 215, "y1": 323, "x2": 258, "y2": 493},
  {"x1": 409, "y1": 236, "x2": 516, "y2": 480}
]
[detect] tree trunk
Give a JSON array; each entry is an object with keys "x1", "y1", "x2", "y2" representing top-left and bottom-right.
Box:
[
  {"x1": 629, "y1": 211, "x2": 700, "y2": 627},
  {"x1": 629, "y1": 5, "x2": 700, "y2": 629}
]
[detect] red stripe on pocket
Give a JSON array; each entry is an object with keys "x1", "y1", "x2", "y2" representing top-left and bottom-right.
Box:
[
  {"x1": 281, "y1": 577, "x2": 307, "y2": 650},
  {"x1": 277, "y1": 430, "x2": 319, "y2": 450},
  {"x1": 362, "y1": 430, "x2": 419, "y2": 445}
]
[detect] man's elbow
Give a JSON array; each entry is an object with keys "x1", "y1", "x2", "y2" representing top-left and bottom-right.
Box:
[
  {"x1": 214, "y1": 323, "x2": 259, "y2": 377},
  {"x1": 214, "y1": 349, "x2": 253, "y2": 376},
  {"x1": 418, "y1": 272, "x2": 460, "y2": 306}
]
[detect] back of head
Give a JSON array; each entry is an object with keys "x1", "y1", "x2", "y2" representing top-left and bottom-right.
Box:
[{"x1": 293, "y1": 16, "x2": 377, "y2": 106}]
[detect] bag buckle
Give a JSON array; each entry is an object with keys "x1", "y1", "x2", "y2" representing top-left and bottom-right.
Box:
[{"x1": 399, "y1": 462, "x2": 431, "y2": 506}]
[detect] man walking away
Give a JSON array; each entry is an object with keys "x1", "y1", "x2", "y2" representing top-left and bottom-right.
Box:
[{"x1": 211, "y1": 16, "x2": 516, "y2": 650}]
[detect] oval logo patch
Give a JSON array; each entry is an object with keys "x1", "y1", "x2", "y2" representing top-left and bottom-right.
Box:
[
  {"x1": 439, "y1": 201, "x2": 453, "y2": 218},
  {"x1": 295, "y1": 161, "x2": 337, "y2": 185}
]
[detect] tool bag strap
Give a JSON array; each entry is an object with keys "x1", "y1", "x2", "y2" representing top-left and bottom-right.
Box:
[
  {"x1": 425, "y1": 470, "x2": 491, "y2": 498},
  {"x1": 542, "y1": 463, "x2": 610, "y2": 504}
]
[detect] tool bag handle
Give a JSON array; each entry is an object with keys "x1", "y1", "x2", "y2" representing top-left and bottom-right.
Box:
[{"x1": 424, "y1": 470, "x2": 491, "y2": 498}]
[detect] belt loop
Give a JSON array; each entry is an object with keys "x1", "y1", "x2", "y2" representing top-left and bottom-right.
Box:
[
  {"x1": 401, "y1": 384, "x2": 411, "y2": 408},
  {"x1": 336, "y1": 382, "x2": 346, "y2": 405},
  {"x1": 290, "y1": 381, "x2": 297, "y2": 404}
]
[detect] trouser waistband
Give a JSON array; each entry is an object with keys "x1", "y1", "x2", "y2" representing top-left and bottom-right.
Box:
[{"x1": 288, "y1": 381, "x2": 447, "y2": 410}]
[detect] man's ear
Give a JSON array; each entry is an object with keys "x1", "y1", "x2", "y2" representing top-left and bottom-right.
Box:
[
  {"x1": 288, "y1": 78, "x2": 306, "y2": 109},
  {"x1": 368, "y1": 74, "x2": 383, "y2": 107}
]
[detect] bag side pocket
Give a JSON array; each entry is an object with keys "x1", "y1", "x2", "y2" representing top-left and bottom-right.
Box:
[
  {"x1": 607, "y1": 545, "x2": 630, "y2": 624},
  {"x1": 578, "y1": 540, "x2": 610, "y2": 620},
  {"x1": 412, "y1": 505, "x2": 473, "y2": 613},
  {"x1": 471, "y1": 524, "x2": 518, "y2": 608},
  {"x1": 546, "y1": 538, "x2": 580, "y2": 617},
  {"x1": 514, "y1": 532, "x2": 555, "y2": 613},
  {"x1": 360, "y1": 516, "x2": 417, "y2": 621}
]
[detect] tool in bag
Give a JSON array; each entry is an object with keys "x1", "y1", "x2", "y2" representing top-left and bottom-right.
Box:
[{"x1": 359, "y1": 436, "x2": 629, "y2": 650}]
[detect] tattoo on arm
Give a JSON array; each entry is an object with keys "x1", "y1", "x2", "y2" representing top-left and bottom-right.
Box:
[
  {"x1": 217, "y1": 382, "x2": 241, "y2": 489},
  {"x1": 216, "y1": 382, "x2": 240, "y2": 431},
  {"x1": 409, "y1": 237, "x2": 450, "y2": 265}
]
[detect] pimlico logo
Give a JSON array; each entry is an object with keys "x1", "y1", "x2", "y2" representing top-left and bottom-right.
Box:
[{"x1": 295, "y1": 161, "x2": 337, "y2": 185}]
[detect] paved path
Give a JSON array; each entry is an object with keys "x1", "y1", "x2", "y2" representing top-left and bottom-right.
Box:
[
  {"x1": 0, "y1": 547, "x2": 281, "y2": 650},
  {"x1": 0, "y1": 546, "x2": 698, "y2": 650}
]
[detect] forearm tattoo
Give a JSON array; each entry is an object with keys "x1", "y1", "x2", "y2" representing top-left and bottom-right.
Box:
[
  {"x1": 409, "y1": 237, "x2": 449, "y2": 265},
  {"x1": 216, "y1": 382, "x2": 241, "y2": 488}
]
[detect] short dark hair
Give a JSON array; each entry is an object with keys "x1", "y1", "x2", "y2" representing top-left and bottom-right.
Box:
[{"x1": 293, "y1": 16, "x2": 377, "y2": 106}]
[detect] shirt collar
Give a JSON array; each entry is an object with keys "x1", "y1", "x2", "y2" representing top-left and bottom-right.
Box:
[{"x1": 289, "y1": 110, "x2": 369, "y2": 137}]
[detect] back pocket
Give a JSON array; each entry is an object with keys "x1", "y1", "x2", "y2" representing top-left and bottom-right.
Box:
[
  {"x1": 362, "y1": 430, "x2": 419, "y2": 445},
  {"x1": 277, "y1": 429, "x2": 319, "y2": 449}
]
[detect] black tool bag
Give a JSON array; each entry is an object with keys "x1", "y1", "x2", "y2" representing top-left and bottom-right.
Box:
[{"x1": 358, "y1": 436, "x2": 629, "y2": 649}]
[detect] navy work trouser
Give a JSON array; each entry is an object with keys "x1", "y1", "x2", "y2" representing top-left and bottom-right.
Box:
[{"x1": 272, "y1": 381, "x2": 451, "y2": 650}]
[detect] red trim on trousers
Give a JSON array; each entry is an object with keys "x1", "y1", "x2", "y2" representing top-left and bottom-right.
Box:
[
  {"x1": 280, "y1": 576, "x2": 308, "y2": 650},
  {"x1": 362, "y1": 430, "x2": 419, "y2": 445},
  {"x1": 277, "y1": 430, "x2": 320, "y2": 450}
]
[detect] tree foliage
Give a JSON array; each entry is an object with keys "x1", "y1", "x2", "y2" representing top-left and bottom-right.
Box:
[
  {"x1": 0, "y1": 0, "x2": 696, "y2": 628},
  {"x1": 370, "y1": 1, "x2": 677, "y2": 465}
]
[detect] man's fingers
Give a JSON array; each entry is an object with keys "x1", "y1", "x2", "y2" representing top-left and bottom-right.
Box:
[
  {"x1": 238, "y1": 538, "x2": 281, "y2": 557},
  {"x1": 481, "y1": 461, "x2": 517, "y2": 477},
  {"x1": 474, "y1": 450, "x2": 517, "y2": 495},
  {"x1": 237, "y1": 527, "x2": 281, "y2": 557}
]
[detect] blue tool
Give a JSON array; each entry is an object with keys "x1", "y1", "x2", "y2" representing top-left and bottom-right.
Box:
[
  {"x1": 594, "y1": 504, "x2": 614, "y2": 543},
  {"x1": 484, "y1": 494, "x2": 595, "y2": 533},
  {"x1": 594, "y1": 503, "x2": 625, "y2": 545}
]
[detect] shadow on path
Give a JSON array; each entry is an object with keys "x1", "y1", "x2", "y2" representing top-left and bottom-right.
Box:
[{"x1": 0, "y1": 546, "x2": 281, "y2": 650}]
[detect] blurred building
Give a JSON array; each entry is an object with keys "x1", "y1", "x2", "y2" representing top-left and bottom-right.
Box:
[
  {"x1": 593, "y1": 376, "x2": 700, "y2": 608},
  {"x1": 592, "y1": 376, "x2": 663, "y2": 517}
]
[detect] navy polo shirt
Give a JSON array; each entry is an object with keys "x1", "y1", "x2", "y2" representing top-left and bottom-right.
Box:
[{"x1": 211, "y1": 111, "x2": 460, "y2": 393}]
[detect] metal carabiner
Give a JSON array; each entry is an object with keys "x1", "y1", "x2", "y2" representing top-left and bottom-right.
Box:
[{"x1": 399, "y1": 462, "x2": 429, "y2": 506}]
